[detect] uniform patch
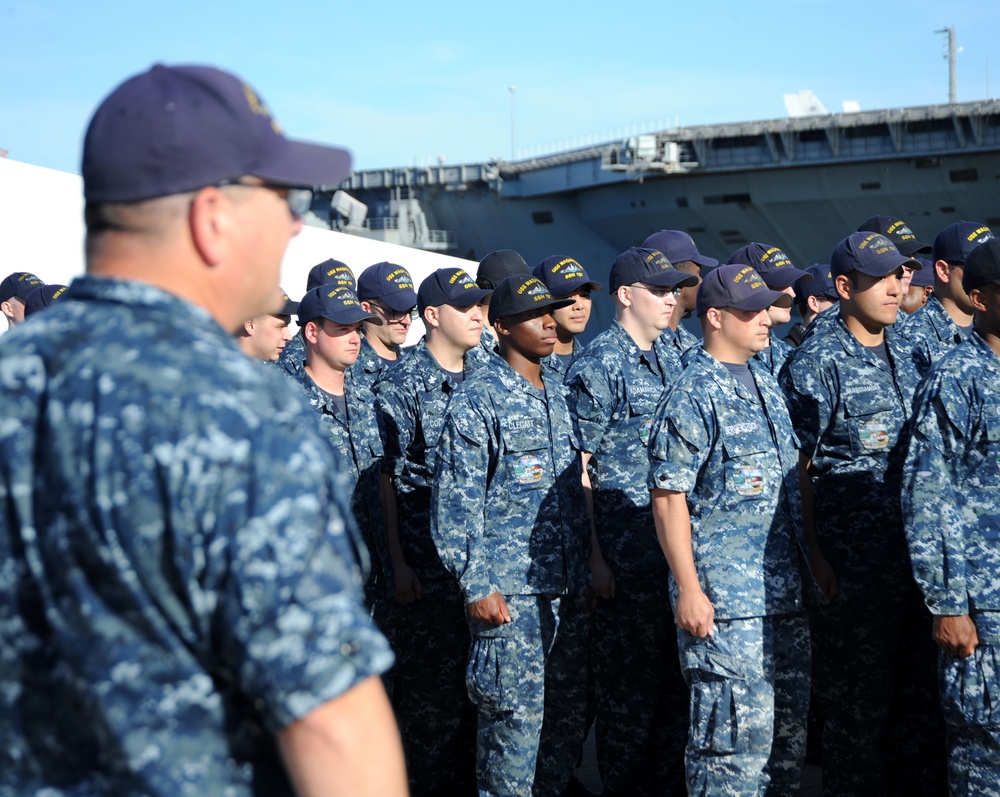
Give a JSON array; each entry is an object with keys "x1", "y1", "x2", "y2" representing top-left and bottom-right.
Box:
[
  {"x1": 733, "y1": 465, "x2": 764, "y2": 496},
  {"x1": 639, "y1": 418, "x2": 653, "y2": 446},
  {"x1": 512, "y1": 454, "x2": 545, "y2": 484},
  {"x1": 858, "y1": 419, "x2": 889, "y2": 450}
]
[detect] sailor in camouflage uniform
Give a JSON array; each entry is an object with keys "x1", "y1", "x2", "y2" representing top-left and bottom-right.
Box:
[
  {"x1": 354, "y1": 261, "x2": 418, "y2": 388},
  {"x1": 898, "y1": 221, "x2": 994, "y2": 377},
  {"x1": 237, "y1": 285, "x2": 297, "y2": 362},
  {"x1": 564, "y1": 247, "x2": 697, "y2": 796},
  {"x1": 373, "y1": 266, "x2": 493, "y2": 796},
  {"x1": 643, "y1": 230, "x2": 718, "y2": 356},
  {"x1": 0, "y1": 64, "x2": 404, "y2": 797},
  {"x1": 902, "y1": 238, "x2": 1000, "y2": 797},
  {"x1": 648, "y1": 264, "x2": 810, "y2": 797},
  {"x1": 432, "y1": 275, "x2": 590, "y2": 797},
  {"x1": 532, "y1": 255, "x2": 601, "y2": 379},
  {"x1": 727, "y1": 242, "x2": 809, "y2": 378},
  {"x1": 287, "y1": 285, "x2": 393, "y2": 607},
  {"x1": 780, "y1": 232, "x2": 944, "y2": 796},
  {"x1": 783, "y1": 264, "x2": 837, "y2": 347},
  {"x1": 275, "y1": 257, "x2": 356, "y2": 377}
]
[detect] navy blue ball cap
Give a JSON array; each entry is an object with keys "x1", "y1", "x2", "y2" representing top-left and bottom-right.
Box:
[
  {"x1": 932, "y1": 221, "x2": 994, "y2": 265},
  {"x1": 477, "y1": 249, "x2": 530, "y2": 289},
  {"x1": 356, "y1": 261, "x2": 418, "y2": 311},
  {"x1": 962, "y1": 239, "x2": 1000, "y2": 294},
  {"x1": 727, "y1": 242, "x2": 809, "y2": 290},
  {"x1": 857, "y1": 215, "x2": 931, "y2": 257},
  {"x1": 641, "y1": 230, "x2": 718, "y2": 268},
  {"x1": 306, "y1": 258, "x2": 356, "y2": 292},
  {"x1": 532, "y1": 255, "x2": 603, "y2": 297},
  {"x1": 696, "y1": 264, "x2": 793, "y2": 317},
  {"x1": 831, "y1": 232, "x2": 919, "y2": 278},
  {"x1": 909, "y1": 258, "x2": 935, "y2": 288},
  {"x1": 609, "y1": 247, "x2": 699, "y2": 292},
  {"x1": 277, "y1": 287, "x2": 299, "y2": 316},
  {"x1": 299, "y1": 286, "x2": 380, "y2": 326},
  {"x1": 23, "y1": 284, "x2": 68, "y2": 317},
  {"x1": 488, "y1": 275, "x2": 574, "y2": 326},
  {"x1": 0, "y1": 272, "x2": 44, "y2": 303},
  {"x1": 418, "y1": 267, "x2": 492, "y2": 316},
  {"x1": 83, "y1": 64, "x2": 353, "y2": 203},
  {"x1": 793, "y1": 264, "x2": 836, "y2": 302}
]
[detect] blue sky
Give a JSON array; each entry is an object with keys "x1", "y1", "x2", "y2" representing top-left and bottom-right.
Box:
[{"x1": 2, "y1": 0, "x2": 997, "y2": 175}]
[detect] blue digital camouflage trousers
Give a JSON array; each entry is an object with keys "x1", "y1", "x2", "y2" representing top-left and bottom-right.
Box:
[
  {"x1": 809, "y1": 576, "x2": 945, "y2": 797},
  {"x1": 375, "y1": 583, "x2": 478, "y2": 797},
  {"x1": 593, "y1": 570, "x2": 688, "y2": 797},
  {"x1": 678, "y1": 613, "x2": 810, "y2": 797},
  {"x1": 465, "y1": 592, "x2": 589, "y2": 797},
  {"x1": 940, "y1": 613, "x2": 1000, "y2": 797}
]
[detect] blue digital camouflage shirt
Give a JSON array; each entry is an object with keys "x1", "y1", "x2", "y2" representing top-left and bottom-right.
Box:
[
  {"x1": 897, "y1": 293, "x2": 970, "y2": 378},
  {"x1": 431, "y1": 358, "x2": 591, "y2": 604},
  {"x1": 660, "y1": 322, "x2": 700, "y2": 356},
  {"x1": 541, "y1": 336, "x2": 583, "y2": 381},
  {"x1": 351, "y1": 333, "x2": 402, "y2": 390},
  {"x1": 751, "y1": 332, "x2": 792, "y2": 378},
  {"x1": 902, "y1": 331, "x2": 1000, "y2": 615},
  {"x1": 779, "y1": 314, "x2": 919, "y2": 583},
  {"x1": 287, "y1": 365, "x2": 392, "y2": 601},
  {"x1": 647, "y1": 347, "x2": 805, "y2": 619},
  {"x1": 565, "y1": 320, "x2": 682, "y2": 573},
  {"x1": 0, "y1": 277, "x2": 392, "y2": 797},
  {"x1": 373, "y1": 337, "x2": 494, "y2": 589}
]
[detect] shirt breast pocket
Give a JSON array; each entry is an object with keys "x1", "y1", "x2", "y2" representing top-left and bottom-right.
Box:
[
  {"x1": 626, "y1": 386, "x2": 661, "y2": 447},
  {"x1": 722, "y1": 440, "x2": 769, "y2": 503},
  {"x1": 844, "y1": 393, "x2": 896, "y2": 457},
  {"x1": 500, "y1": 429, "x2": 552, "y2": 492}
]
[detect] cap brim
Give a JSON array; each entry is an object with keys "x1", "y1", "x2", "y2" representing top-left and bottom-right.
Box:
[
  {"x1": 644, "y1": 271, "x2": 700, "y2": 289},
  {"x1": 898, "y1": 241, "x2": 932, "y2": 257},
  {"x1": 763, "y1": 268, "x2": 810, "y2": 290},
  {"x1": 857, "y1": 254, "x2": 920, "y2": 278},
  {"x1": 691, "y1": 253, "x2": 720, "y2": 268},
  {"x1": 552, "y1": 278, "x2": 604, "y2": 296},
  {"x1": 279, "y1": 300, "x2": 299, "y2": 315},
  {"x1": 381, "y1": 289, "x2": 419, "y2": 312},
  {"x1": 443, "y1": 287, "x2": 492, "y2": 308},
  {"x1": 253, "y1": 136, "x2": 353, "y2": 189},
  {"x1": 302, "y1": 308, "x2": 382, "y2": 326},
  {"x1": 730, "y1": 290, "x2": 793, "y2": 312}
]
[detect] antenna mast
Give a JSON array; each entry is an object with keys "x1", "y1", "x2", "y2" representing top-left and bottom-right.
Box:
[{"x1": 935, "y1": 26, "x2": 957, "y2": 104}]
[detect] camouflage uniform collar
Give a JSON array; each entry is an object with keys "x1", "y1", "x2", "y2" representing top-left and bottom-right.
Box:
[
  {"x1": 832, "y1": 312, "x2": 900, "y2": 370},
  {"x1": 409, "y1": 336, "x2": 491, "y2": 391},
  {"x1": 922, "y1": 293, "x2": 965, "y2": 343},
  {"x1": 609, "y1": 319, "x2": 668, "y2": 375},
  {"x1": 690, "y1": 345, "x2": 758, "y2": 402},
  {"x1": 970, "y1": 329, "x2": 1000, "y2": 373},
  {"x1": 70, "y1": 275, "x2": 223, "y2": 335}
]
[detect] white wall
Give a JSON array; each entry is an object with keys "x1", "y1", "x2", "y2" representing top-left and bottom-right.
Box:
[{"x1": 0, "y1": 158, "x2": 474, "y2": 342}]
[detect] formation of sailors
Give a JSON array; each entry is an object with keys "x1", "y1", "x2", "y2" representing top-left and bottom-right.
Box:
[{"x1": 6, "y1": 213, "x2": 995, "y2": 797}]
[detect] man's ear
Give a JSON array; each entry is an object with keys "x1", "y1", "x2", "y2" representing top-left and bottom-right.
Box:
[{"x1": 834, "y1": 274, "x2": 852, "y2": 302}]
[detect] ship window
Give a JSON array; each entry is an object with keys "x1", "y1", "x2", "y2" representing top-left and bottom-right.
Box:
[
  {"x1": 940, "y1": 206, "x2": 956, "y2": 213},
  {"x1": 860, "y1": 182, "x2": 881, "y2": 190},
  {"x1": 704, "y1": 193, "x2": 752, "y2": 206},
  {"x1": 798, "y1": 130, "x2": 826, "y2": 142},
  {"x1": 949, "y1": 169, "x2": 978, "y2": 183},
  {"x1": 914, "y1": 157, "x2": 939, "y2": 169},
  {"x1": 688, "y1": 226, "x2": 706, "y2": 233},
  {"x1": 676, "y1": 197, "x2": 689, "y2": 208},
  {"x1": 532, "y1": 211, "x2": 554, "y2": 225}
]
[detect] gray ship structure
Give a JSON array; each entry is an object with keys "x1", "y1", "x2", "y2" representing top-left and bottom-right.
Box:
[{"x1": 312, "y1": 99, "x2": 1000, "y2": 326}]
